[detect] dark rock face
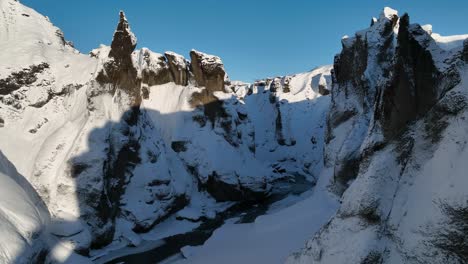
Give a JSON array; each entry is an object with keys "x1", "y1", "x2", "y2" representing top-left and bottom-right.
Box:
[
  {"x1": 132, "y1": 195, "x2": 188, "y2": 233},
  {"x1": 324, "y1": 12, "x2": 398, "y2": 189},
  {"x1": 171, "y1": 141, "x2": 188, "y2": 153},
  {"x1": 463, "y1": 39, "x2": 468, "y2": 62},
  {"x1": 189, "y1": 51, "x2": 229, "y2": 125},
  {"x1": 334, "y1": 36, "x2": 369, "y2": 91},
  {"x1": 0, "y1": 63, "x2": 49, "y2": 95},
  {"x1": 325, "y1": 10, "x2": 463, "y2": 191},
  {"x1": 307, "y1": 9, "x2": 468, "y2": 263},
  {"x1": 165, "y1": 52, "x2": 190, "y2": 86},
  {"x1": 380, "y1": 14, "x2": 445, "y2": 139},
  {"x1": 96, "y1": 11, "x2": 140, "y2": 106},
  {"x1": 431, "y1": 201, "x2": 468, "y2": 263},
  {"x1": 205, "y1": 172, "x2": 267, "y2": 202},
  {"x1": 109, "y1": 11, "x2": 137, "y2": 66},
  {"x1": 139, "y1": 49, "x2": 173, "y2": 87},
  {"x1": 190, "y1": 50, "x2": 226, "y2": 98},
  {"x1": 318, "y1": 84, "x2": 330, "y2": 95},
  {"x1": 80, "y1": 13, "x2": 145, "y2": 247}
]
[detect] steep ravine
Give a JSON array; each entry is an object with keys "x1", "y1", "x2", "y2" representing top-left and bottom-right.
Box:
[
  {"x1": 95, "y1": 176, "x2": 314, "y2": 264},
  {"x1": 288, "y1": 7, "x2": 468, "y2": 264},
  {"x1": 1, "y1": 1, "x2": 468, "y2": 263},
  {"x1": 0, "y1": 0, "x2": 331, "y2": 262}
]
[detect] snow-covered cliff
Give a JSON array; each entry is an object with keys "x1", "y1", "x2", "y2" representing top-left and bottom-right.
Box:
[
  {"x1": 0, "y1": 0, "x2": 331, "y2": 262},
  {"x1": 288, "y1": 7, "x2": 468, "y2": 264},
  {"x1": 1, "y1": 1, "x2": 468, "y2": 263}
]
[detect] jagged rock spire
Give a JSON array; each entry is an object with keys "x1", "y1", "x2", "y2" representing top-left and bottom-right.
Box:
[
  {"x1": 109, "y1": 11, "x2": 137, "y2": 61},
  {"x1": 96, "y1": 11, "x2": 141, "y2": 107}
]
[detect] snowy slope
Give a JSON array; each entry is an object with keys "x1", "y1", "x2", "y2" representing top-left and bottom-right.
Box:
[
  {"x1": 2, "y1": 1, "x2": 468, "y2": 263},
  {"x1": 287, "y1": 8, "x2": 468, "y2": 264},
  {"x1": 174, "y1": 169, "x2": 339, "y2": 264},
  {"x1": 0, "y1": 150, "x2": 49, "y2": 263},
  {"x1": 0, "y1": 0, "x2": 333, "y2": 262}
]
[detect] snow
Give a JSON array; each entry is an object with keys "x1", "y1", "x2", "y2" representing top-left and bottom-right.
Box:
[
  {"x1": 431, "y1": 32, "x2": 468, "y2": 51},
  {"x1": 174, "y1": 170, "x2": 339, "y2": 264},
  {"x1": 288, "y1": 27, "x2": 468, "y2": 264},
  {"x1": 0, "y1": 151, "x2": 49, "y2": 263},
  {"x1": 0, "y1": 0, "x2": 96, "y2": 83},
  {"x1": 0, "y1": 0, "x2": 97, "y2": 180},
  {"x1": 382, "y1": 69, "x2": 468, "y2": 262},
  {"x1": 191, "y1": 49, "x2": 224, "y2": 69},
  {"x1": 2, "y1": 2, "x2": 467, "y2": 263},
  {"x1": 380, "y1": 7, "x2": 398, "y2": 20}
]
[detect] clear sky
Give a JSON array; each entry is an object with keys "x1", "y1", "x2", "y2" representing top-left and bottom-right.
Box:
[{"x1": 21, "y1": 0, "x2": 468, "y2": 82}]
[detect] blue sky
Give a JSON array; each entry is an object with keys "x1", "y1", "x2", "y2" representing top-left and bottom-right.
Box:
[{"x1": 22, "y1": 0, "x2": 468, "y2": 82}]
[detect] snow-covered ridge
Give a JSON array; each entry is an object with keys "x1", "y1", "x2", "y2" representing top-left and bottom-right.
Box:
[
  {"x1": 288, "y1": 7, "x2": 468, "y2": 264},
  {"x1": 0, "y1": 1, "x2": 332, "y2": 262},
  {"x1": 1, "y1": 1, "x2": 468, "y2": 263}
]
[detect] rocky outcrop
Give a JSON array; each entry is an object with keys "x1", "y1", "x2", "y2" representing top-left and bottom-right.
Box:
[
  {"x1": 325, "y1": 8, "x2": 399, "y2": 190},
  {"x1": 108, "y1": 12, "x2": 137, "y2": 65},
  {"x1": 190, "y1": 50, "x2": 226, "y2": 93},
  {"x1": 324, "y1": 8, "x2": 463, "y2": 190},
  {"x1": 463, "y1": 39, "x2": 468, "y2": 62},
  {"x1": 96, "y1": 11, "x2": 140, "y2": 106},
  {"x1": 187, "y1": 50, "x2": 230, "y2": 128},
  {"x1": 205, "y1": 171, "x2": 267, "y2": 202},
  {"x1": 0, "y1": 63, "x2": 49, "y2": 95},
  {"x1": 138, "y1": 48, "x2": 173, "y2": 88},
  {"x1": 289, "y1": 7, "x2": 468, "y2": 264},
  {"x1": 165, "y1": 51, "x2": 190, "y2": 86},
  {"x1": 380, "y1": 14, "x2": 460, "y2": 139}
]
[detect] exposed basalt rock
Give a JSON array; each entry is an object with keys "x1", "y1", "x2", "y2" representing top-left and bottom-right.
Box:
[
  {"x1": 361, "y1": 251, "x2": 383, "y2": 264},
  {"x1": 95, "y1": 13, "x2": 176, "y2": 107},
  {"x1": 29, "y1": 84, "x2": 80, "y2": 108},
  {"x1": 190, "y1": 50, "x2": 226, "y2": 93},
  {"x1": 189, "y1": 50, "x2": 227, "y2": 119},
  {"x1": 431, "y1": 201, "x2": 468, "y2": 263},
  {"x1": 463, "y1": 39, "x2": 468, "y2": 62},
  {"x1": 89, "y1": 109, "x2": 141, "y2": 247},
  {"x1": 165, "y1": 51, "x2": 190, "y2": 86},
  {"x1": 318, "y1": 84, "x2": 330, "y2": 95},
  {"x1": 334, "y1": 35, "x2": 369, "y2": 90},
  {"x1": 109, "y1": 11, "x2": 137, "y2": 65},
  {"x1": 424, "y1": 91, "x2": 467, "y2": 143},
  {"x1": 325, "y1": 8, "x2": 463, "y2": 191},
  {"x1": 275, "y1": 103, "x2": 288, "y2": 146},
  {"x1": 0, "y1": 117, "x2": 4, "y2": 127},
  {"x1": 205, "y1": 172, "x2": 268, "y2": 202},
  {"x1": 381, "y1": 14, "x2": 445, "y2": 139},
  {"x1": 96, "y1": 11, "x2": 140, "y2": 106},
  {"x1": 171, "y1": 141, "x2": 188, "y2": 153},
  {"x1": 0, "y1": 63, "x2": 49, "y2": 95},
  {"x1": 139, "y1": 48, "x2": 173, "y2": 87},
  {"x1": 332, "y1": 157, "x2": 361, "y2": 191},
  {"x1": 132, "y1": 195, "x2": 188, "y2": 233},
  {"x1": 290, "y1": 7, "x2": 468, "y2": 264},
  {"x1": 190, "y1": 50, "x2": 227, "y2": 127}
]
